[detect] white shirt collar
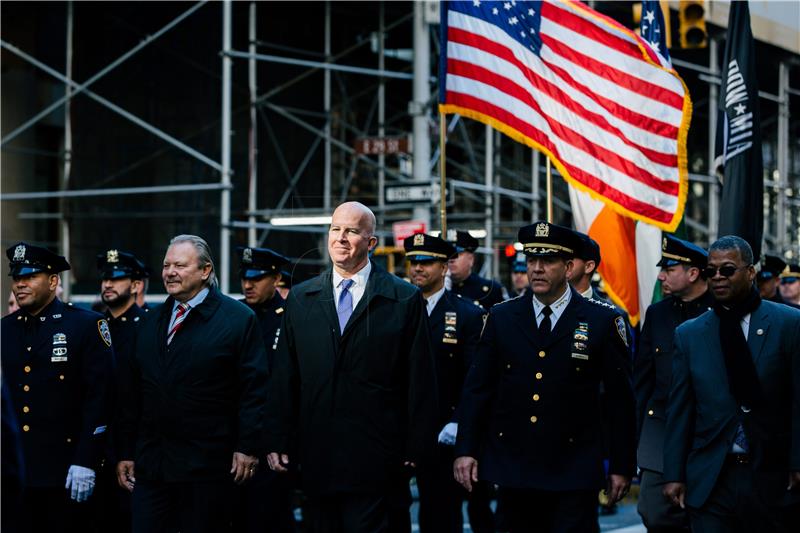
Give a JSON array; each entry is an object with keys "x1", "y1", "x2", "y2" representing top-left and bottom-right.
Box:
[
  {"x1": 332, "y1": 260, "x2": 372, "y2": 290},
  {"x1": 532, "y1": 285, "x2": 571, "y2": 328},
  {"x1": 425, "y1": 286, "x2": 446, "y2": 316},
  {"x1": 580, "y1": 286, "x2": 593, "y2": 299},
  {"x1": 172, "y1": 286, "x2": 209, "y2": 312}
]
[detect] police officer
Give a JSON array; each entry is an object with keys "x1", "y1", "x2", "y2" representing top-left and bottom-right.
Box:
[
  {"x1": 1, "y1": 242, "x2": 114, "y2": 533},
  {"x1": 454, "y1": 222, "x2": 636, "y2": 533},
  {"x1": 508, "y1": 252, "x2": 529, "y2": 297},
  {"x1": 447, "y1": 230, "x2": 506, "y2": 311},
  {"x1": 95, "y1": 249, "x2": 148, "y2": 533},
  {"x1": 403, "y1": 233, "x2": 492, "y2": 533},
  {"x1": 778, "y1": 262, "x2": 800, "y2": 306},
  {"x1": 233, "y1": 246, "x2": 296, "y2": 533},
  {"x1": 633, "y1": 235, "x2": 711, "y2": 532}
]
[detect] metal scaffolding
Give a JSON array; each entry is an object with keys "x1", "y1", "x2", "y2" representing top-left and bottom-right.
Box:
[{"x1": 2, "y1": 1, "x2": 799, "y2": 299}]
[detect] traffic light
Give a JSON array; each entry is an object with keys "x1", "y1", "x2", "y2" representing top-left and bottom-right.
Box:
[
  {"x1": 632, "y1": 3, "x2": 642, "y2": 33},
  {"x1": 679, "y1": 0, "x2": 707, "y2": 48}
]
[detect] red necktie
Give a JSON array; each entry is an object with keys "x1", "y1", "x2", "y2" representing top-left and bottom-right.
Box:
[{"x1": 167, "y1": 303, "x2": 189, "y2": 345}]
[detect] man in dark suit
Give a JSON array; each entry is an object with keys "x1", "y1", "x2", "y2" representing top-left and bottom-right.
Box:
[
  {"x1": 233, "y1": 246, "x2": 296, "y2": 533},
  {"x1": 447, "y1": 230, "x2": 506, "y2": 311},
  {"x1": 634, "y1": 235, "x2": 711, "y2": 532},
  {"x1": 454, "y1": 221, "x2": 636, "y2": 533},
  {"x1": 265, "y1": 202, "x2": 438, "y2": 533},
  {"x1": 663, "y1": 235, "x2": 800, "y2": 532},
  {"x1": 2, "y1": 242, "x2": 115, "y2": 533},
  {"x1": 116, "y1": 234, "x2": 268, "y2": 533},
  {"x1": 403, "y1": 233, "x2": 491, "y2": 533}
]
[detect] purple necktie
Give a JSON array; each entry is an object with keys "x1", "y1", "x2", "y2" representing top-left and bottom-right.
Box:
[{"x1": 337, "y1": 279, "x2": 354, "y2": 333}]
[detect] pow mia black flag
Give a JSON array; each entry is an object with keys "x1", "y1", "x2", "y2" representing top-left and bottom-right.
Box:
[{"x1": 714, "y1": 0, "x2": 763, "y2": 259}]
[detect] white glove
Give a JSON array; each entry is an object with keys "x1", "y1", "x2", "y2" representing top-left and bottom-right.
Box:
[
  {"x1": 65, "y1": 465, "x2": 96, "y2": 502},
  {"x1": 437, "y1": 422, "x2": 458, "y2": 446}
]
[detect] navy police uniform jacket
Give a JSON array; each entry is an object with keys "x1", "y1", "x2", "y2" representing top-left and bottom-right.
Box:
[
  {"x1": 1, "y1": 298, "x2": 115, "y2": 487},
  {"x1": 117, "y1": 287, "x2": 269, "y2": 482},
  {"x1": 242, "y1": 292, "x2": 285, "y2": 372},
  {"x1": 264, "y1": 263, "x2": 439, "y2": 494},
  {"x1": 452, "y1": 273, "x2": 505, "y2": 312},
  {"x1": 455, "y1": 288, "x2": 636, "y2": 490},
  {"x1": 633, "y1": 290, "x2": 713, "y2": 472},
  {"x1": 106, "y1": 304, "x2": 146, "y2": 372},
  {"x1": 428, "y1": 291, "x2": 485, "y2": 426}
]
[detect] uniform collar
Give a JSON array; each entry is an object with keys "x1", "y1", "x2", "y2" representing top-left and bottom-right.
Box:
[
  {"x1": 532, "y1": 285, "x2": 571, "y2": 322},
  {"x1": 20, "y1": 296, "x2": 64, "y2": 322}
]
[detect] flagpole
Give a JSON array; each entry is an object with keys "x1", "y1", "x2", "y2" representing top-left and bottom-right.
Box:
[
  {"x1": 439, "y1": 110, "x2": 447, "y2": 234},
  {"x1": 546, "y1": 156, "x2": 553, "y2": 222}
]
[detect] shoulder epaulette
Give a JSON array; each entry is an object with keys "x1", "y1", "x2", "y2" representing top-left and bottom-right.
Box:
[
  {"x1": 587, "y1": 298, "x2": 616, "y2": 310},
  {"x1": 493, "y1": 293, "x2": 525, "y2": 307}
]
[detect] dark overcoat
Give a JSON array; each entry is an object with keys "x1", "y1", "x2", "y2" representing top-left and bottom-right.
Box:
[
  {"x1": 117, "y1": 287, "x2": 268, "y2": 482},
  {"x1": 455, "y1": 289, "x2": 636, "y2": 491},
  {"x1": 264, "y1": 262, "x2": 439, "y2": 494},
  {"x1": 633, "y1": 291, "x2": 713, "y2": 472},
  {"x1": 1, "y1": 298, "x2": 114, "y2": 487}
]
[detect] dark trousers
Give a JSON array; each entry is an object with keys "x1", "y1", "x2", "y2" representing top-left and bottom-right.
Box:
[
  {"x1": 304, "y1": 492, "x2": 391, "y2": 533},
  {"x1": 232, "y1": 468, "x2": 296, "y2": 533},
  {"x1": 92, "y1": 462, "x2": 132, "y2": 533},
  {"x1": 416, "y1": 444, "x2": 494, "y2": 533},
  {"x1": 18, "y1": 487, "x2": 92, "y2": 533},
  {"x1": 688, "y1": 461, "x2": 799, "y2": 533},
  {"x1": 637, "y1": 469, "x2": 689, "y2": 532},
  {"x1": 130, "y1": 479, "x2": 232, "y2": 533},
  {"x1": 500, "y1": 487, "x2": 599, "y2": 533}
]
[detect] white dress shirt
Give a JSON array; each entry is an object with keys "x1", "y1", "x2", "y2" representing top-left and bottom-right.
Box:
[
  {"x1": 532, "y1": 286, "x2": 571, "y2": 331},
  {"x1": 425, "y1": 286, "x2": 446, "y2": 316},
  {"x1": 167, "y1": 286, "x2": 209, "y2": 335},
  {"x1": 333, "y1": 260, "x2": 372, "y2": 310}
]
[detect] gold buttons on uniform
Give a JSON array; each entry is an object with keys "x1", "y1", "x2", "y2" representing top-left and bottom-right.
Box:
[
  {"x1": 498, "y1": 432, "x2": 504, "y2": 437},
  {"x1": 535, "y1": 372, "x2": 543, "y2": 380},
  {"x1": 22, "y1": 425, "x2": 30, "y2": 432},
  {"x1": 538, "y1": 350, "x2": 546, "y2": 358},
  {"x1": 530, "y1": 416, "x2": 538, "y2": 423},
  {"x1": 26, "y1": 347, "x2": 31, "y2": 352},
  {"x1": 66, "y1": 438, "x2": 72, "y2": 443},
  {"x1": 24, "y1": 366, "x2": 31, "y2": 373},
  {"x1": 533, "y1": 394, "x2": 540, "y2": 401},
  {"x1": 23, "y1": 385, "x2": 30, "y2": 392},
  {"x1": 655, "y1": 347, "x2": 660, "y2": 353},
  {"x1": 22, "y1": 406, "x2": 29, "y2": 413},
  {"x1": 648, "y1": 409, "x2": 654, "y2": 416},
  {"x1": 506, "y1": 364, "x2": 511, "y2": 369},
  {"x1": 59, "y1": 375, "x2": 65, "y2": 380}
]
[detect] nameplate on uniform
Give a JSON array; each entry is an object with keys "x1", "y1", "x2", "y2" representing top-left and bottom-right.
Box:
[{"x1": 571, "y1": 352, "x2": 589, "y2": 360}]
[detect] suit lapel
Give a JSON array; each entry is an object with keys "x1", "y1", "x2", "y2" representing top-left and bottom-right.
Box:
[
  {"x1": 342, "y1": 262, "x2": 395, "y2": 340},
  {"x1": 308, "y1": 271, "x2": 340, "y2": 340},
  {"x1": 747, "y1": 303, "x2": 770, "y2": 365}
]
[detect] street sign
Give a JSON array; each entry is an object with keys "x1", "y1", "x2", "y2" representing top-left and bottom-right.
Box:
[
  {"x1": 385, "y1": 182, "x2": 450, "y2": 204},
  {"x1": 392, "y1": 220, "x2": 426, "y2": 247},
  {"x1": 354, "y1": 136, "x2": 410, "y2": 155}
]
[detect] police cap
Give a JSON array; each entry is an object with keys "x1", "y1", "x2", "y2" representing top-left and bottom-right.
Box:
[
  {"x1": 757, "y1": 254, "x2": 786, "y2": 281},
  {"x1": 656, "y1": 235, "x2": 707, "y2": 268},
  {"x1": 518, "y1": 222, "x2": 581, "y2": 258},
  {"x1": 509, "y1": 251, "x2": 527, "y2": 273},
  {"x1": 6, "y1": 242, "x2": 70, "y2": 277},
  {"x1": 96, "y1": 249, "x2": 147, "y2": 280},
  {"x1": 574, "y1": 231, "x2": 601, "y2": 267},
  {"x1": 445, "y1": 229, "x2": 479, "y2": 253},
  {"x1": 237, "y1": 247, "x2": 288, "y2": 280},
  {"x1": 404, "y1": 233, "x2": 456, "y2": 262},
  {"x1": 780, "y1": 263, "x2": 800, "y2": 283}
]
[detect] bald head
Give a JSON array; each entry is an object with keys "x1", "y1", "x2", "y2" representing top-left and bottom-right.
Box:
[{"x1": 328, "y1": 202, "x2": 378, "y2": 275}]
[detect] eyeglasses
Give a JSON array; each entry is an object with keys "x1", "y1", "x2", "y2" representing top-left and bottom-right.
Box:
[{"x1": 702, "y1": 265, "x2": 749, "y2": 278}]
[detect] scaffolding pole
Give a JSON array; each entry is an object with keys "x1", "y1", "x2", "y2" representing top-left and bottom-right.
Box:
[
  {"x1": 707, "y1": 37, "x2": 719, "y2": 242},
  {"x1": 324, "y1": 1, "x2": 332, "y2": 211},
  {"x1": 60, "y1": 1, "x2": 73, "y2": 300},
  {"x1": 220, "y1": 0, "x2": 232, "y2": 293},
  {"x1": 484, "y1": 124, "x2": 494, "y2": 277},
  {"x1": 775, "y1": 61, "x2": 789, "y2": 251},
  {"x1": 377, "y1": 3, "x2": 386, "y2": 245},
  {"x1": 248, "y1": 2, "x2": 258, "y2": 247},
  {"x1": 412, "y1": 1, "x2": 431, "y2": 228}
]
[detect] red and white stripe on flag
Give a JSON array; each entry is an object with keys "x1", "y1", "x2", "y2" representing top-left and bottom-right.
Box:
[{"x1": 440, "y1": 0, "x2": 692, "y2": 232}]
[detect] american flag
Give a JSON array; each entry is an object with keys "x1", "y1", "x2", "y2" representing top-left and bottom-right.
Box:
[
  {"x1": 439, "y1": 0, "x2": 691, "y2": 231},
  {"x1": 639, "y1": 0, "x2": 670, "y2": 64}
]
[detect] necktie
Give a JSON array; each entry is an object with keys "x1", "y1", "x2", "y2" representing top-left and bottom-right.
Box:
[
  {"x1": 167, "y1": 303, "x2": 189, "y2": 345},
  {"x1": 337, "y1": 279, "x2": 354, "y2": 333},
  {"x1": 538, "y1": 305, "x2": 552, "y2": 341}
]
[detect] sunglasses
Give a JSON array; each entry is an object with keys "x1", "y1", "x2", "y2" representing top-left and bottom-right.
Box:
[{"x1": 702, "y1": 265, "x2": 749, "y2": 278}]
